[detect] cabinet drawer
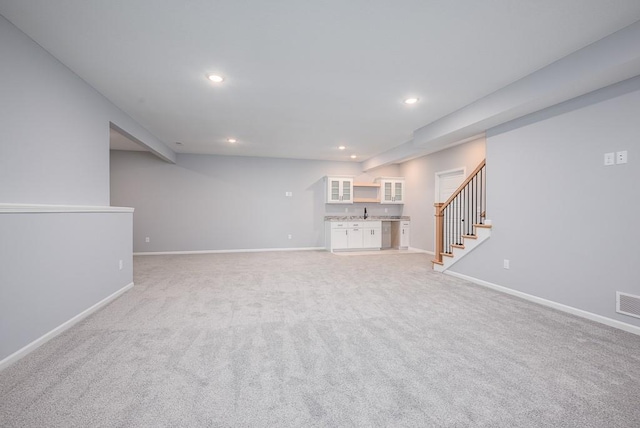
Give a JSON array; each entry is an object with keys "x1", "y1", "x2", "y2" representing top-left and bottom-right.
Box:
[
  {"x1": 349, "y1": 221, "x2": 381, "y2": 228},
  {"x1": 330, "y1": 222, "x2": 349, "y2": 229}
]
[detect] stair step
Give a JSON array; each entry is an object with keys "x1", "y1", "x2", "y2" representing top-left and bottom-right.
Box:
[
  {"x1": 474, "y1": 224, "x2": 492, "y2": 229},
  {"x1": 432, "y1": 260, "x2": 444, "y2": 266},
  {"x1": 441, "y1": 252, "x2": 454, "y2": 258},
  {"x1": 462, "y1": 234, "x2": 477, "y2": 240},
  {"x1": 451, "y1": 244, "x2": 465, "y2": 249}
]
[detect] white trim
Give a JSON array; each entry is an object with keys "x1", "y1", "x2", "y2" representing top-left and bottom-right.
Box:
[
  {"x1": 134, "y1": 247, "x2": 325, "y2": 256},
  {"x1": 0, "y1": 282, "x2": 134, "y2": 371},
  {"x1": 0, "y1": 203, "x2": 134, "y2": 214},
  {"x1": 433, "y1": 226, "x2": 491, "y2": 272},
  {"x1": 445, "y1": 271, "x2": 640, "y2": 336}
]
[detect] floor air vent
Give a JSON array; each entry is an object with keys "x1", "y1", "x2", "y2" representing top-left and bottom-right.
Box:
[{"x1": 617, "y1": 292, "x2": 640, "y2": 319}]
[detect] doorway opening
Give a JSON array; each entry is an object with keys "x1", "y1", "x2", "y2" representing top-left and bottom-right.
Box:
[
  {"x1": 435, "y1": 167, "x2": 466, "y2": 251},
  {"x1": 435, "y1": 167, "x2": 466, "y2": 203}
]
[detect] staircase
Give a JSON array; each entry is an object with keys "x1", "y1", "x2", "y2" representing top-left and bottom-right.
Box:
[{"x1": 432, "y1": 159, "x2": 491, "y2": 272}]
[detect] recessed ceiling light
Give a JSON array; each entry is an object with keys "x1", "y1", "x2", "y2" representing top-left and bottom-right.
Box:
[
  {"x1": 350, "y1": 154, "x2": 357, "y2": 159},
  {"x1": 404, "y1": 97, "x2": 419, "y2": 105},
  {"x1": 206, "y1": 73, "x2": 224, "y2": 83},
  {"x1": 338, "y1": 145, "x2": 346, "y2": 150},
  {"x1": 227, "y1": 138, "x2": 237, "y2": 143}
]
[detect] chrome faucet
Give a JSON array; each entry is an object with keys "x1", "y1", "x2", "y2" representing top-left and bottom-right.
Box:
[{"x1": 364, "y1": 207, "x2": 368, "y2": 219}]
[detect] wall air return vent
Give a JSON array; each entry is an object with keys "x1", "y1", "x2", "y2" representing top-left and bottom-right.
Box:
[{"x1": 616, "y1": 292, "x2": 640, "y2": 319}]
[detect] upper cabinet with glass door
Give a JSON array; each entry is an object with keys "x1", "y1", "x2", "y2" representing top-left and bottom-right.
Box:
[
  {"x1": 326, "y1": 176, "x2": 354, "y2": 204},
  {"x1": 376, "y1": 177, "x2": 405, "y2": 204}
]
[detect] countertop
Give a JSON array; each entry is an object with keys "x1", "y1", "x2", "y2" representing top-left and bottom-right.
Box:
[{"x1": 324, "y1": 216, "x2": 410, "y2": 221}]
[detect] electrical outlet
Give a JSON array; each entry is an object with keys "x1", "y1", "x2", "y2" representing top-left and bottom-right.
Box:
[
  {"x1": 145, "y1": 237, "x2": 150, "y2": 243},
  {"x1": 119, "y1": 260, "x2": 123, "y2": 270},
  {"x1": 287, "y1": 234, "x2": 292, "y2": 239},
  {"x1": 604, "y1": 152, "x2": 615, "y2": 166},
  {"x1": 503, "y1": 259, "x2": 510, "y2": 269},
  {"x1": 616, "y1": 150, "x2": 628, "y2": 164}
]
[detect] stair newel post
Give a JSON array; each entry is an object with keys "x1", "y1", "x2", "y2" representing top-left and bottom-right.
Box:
[{"x1": 434, "y1": 203, "x2": 444, "y2": 264}]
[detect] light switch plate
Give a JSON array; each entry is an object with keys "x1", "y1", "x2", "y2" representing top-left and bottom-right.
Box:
[
  {"x1": 616, "y1": 150, "x2": 628, "y2": 164},
  {"x1": 604, "y1": 152, "x2": 615, "y2": 166}
]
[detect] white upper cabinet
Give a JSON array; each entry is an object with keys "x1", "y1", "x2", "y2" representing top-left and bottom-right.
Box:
[
  {"x1": 326, "y1": 176, "x2": 353, "y2": 204},
  {"x1": 376, "y1": 177, "x2": 405, "y2": 204}
]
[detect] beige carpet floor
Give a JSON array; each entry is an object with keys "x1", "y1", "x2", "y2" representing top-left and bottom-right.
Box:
[{"x1": 1, "y1": 251, "x2": 639, "y2": 427}]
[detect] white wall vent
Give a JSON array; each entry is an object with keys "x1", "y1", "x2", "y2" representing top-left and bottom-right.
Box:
[{"x1": 616, "y1": 292, "x2": 640, "y2": 319}]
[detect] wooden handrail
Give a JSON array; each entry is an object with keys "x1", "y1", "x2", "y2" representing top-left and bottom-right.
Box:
[
  {"x1": 439, "y1": 159, "x2": 486, "y2": 213},
  {"x1": 433, "y1": 159, "x2": 486, "y2": 265}
]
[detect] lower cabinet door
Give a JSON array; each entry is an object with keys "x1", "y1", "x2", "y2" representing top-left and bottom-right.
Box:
[
  {"x1": 363, "y1": 228, "x2": 382, "y2": 248},
  {"x1": 348, "y1": 228, "x2": 364, "y2": 249},
  {"x1": 331, "y1": 228, "x2": 349, "y2": 250},
  {"x1": 400, "y1": 222, "x2": 410, "y2": 248}
]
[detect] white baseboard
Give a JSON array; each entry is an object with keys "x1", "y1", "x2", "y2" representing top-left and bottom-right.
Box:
[
  {"x1": 134, "y1": 247, "x2": 325, "y2": 256},
  {"x1": 445, "y1": 271, "x2": 640, "y2": 337},
  {"x1": 0, "y1": 282, "x2": 134, "y2": 371}
]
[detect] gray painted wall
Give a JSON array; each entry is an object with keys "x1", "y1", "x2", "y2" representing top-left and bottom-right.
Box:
[
  {"x1": 0, "y1": 212, "x2": 133, "y2": 360},
  {"x1": 0, "y1": 16, "x2": 157, "y2": 362},
  {"x1": 450, "y1": 79, "x2": 640, "y2": 328},
  {"x1": 0, "y1": 15, "x2": 174, "y2": 206},
  {"x1": 110, "y1": 151, "x2": 401, "y2": 252},
  {"x1": 400, "y1": 138, "x2": 486, "y2": 252}
]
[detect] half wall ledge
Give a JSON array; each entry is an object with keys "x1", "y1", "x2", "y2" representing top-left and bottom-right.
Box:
[{"x1": 0, "y1": 204, "x2": 134, "y2": 213}]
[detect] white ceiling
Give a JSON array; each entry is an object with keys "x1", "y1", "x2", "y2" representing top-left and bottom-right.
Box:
[{"x1": 2, "y1": 1, "x2": 640, "y2": 162}]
